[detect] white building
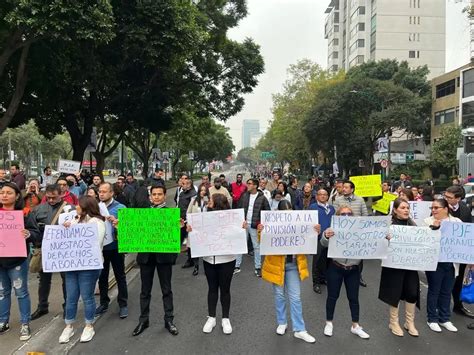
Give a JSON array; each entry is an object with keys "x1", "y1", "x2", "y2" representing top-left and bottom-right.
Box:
[{"x1": 325, "y1": 0, "x2": 445, "y2": 78}]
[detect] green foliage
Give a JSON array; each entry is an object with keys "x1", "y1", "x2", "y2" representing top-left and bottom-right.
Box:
[
  {"x1": 236, "y1": 147, "x2": 261, "y2": 167},
  {"x1": 430, "y1": 126, "x2": 462, "y2": 173}
]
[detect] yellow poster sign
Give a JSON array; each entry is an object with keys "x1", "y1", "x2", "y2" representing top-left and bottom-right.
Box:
[
  {"x1": 372, "y1": 193, "x2": 398, "y2": 214},
  {"x1": 349, "y1": 175, "x2": 382, "y2": 197}
]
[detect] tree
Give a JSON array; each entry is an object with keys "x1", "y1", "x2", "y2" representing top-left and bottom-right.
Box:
[
  {"x1": 236, "y1": 147, "x2": 261, "y2": 167},
  {"x1": 430, "y1": 126, "x2": 462, "y2": 175}
]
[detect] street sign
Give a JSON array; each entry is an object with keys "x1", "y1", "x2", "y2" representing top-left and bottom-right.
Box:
[
  {"x1": 406, "y1": 151, "x2": 414, "y2": 162},
  {"x1": 261, "y1": 151, "x2": 275, "y2": 159},
  {"x1": 380, "y1": 159, "x2": 388, "y2": 168}
]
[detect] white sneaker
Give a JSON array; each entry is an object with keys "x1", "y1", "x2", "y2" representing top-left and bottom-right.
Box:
[
  {"x1": 351, "y1": 325, "x2": 370, "y2": 339},
  {"x1": 59, "y1": 326, "x2": 74, "y2": 344},
  {"x1": 294, "y1": 331, "x2": 316, "y2": 343},
  {"x1": 80, "y1": 326, "x2": 95, "y2": 343},
  {"x1": 427, "y1": 322, "x2": 442, "y2": 333},
  {"x1": 324, "y1": 322, "x2": 333, "y2": 337},
  {"x1": 222, "y1": 318, "x2": 232, "y2": 334},
  {"x1": 439, "y1": 321, "x2": 458, "y2": 332},
  {"x1": 202, "y1": 317, "x2": 216, "y2": 333},
  {"x1": 276, "y1": 324, "x2": 287, "y2": 335}
]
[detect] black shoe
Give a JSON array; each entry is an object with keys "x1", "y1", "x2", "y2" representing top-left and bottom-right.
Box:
[
  {"x1": 467, "y1": 322, "x2": 474, "y2": 330},
  {"x1": 165, "y1": 321, "x2": 179, "y2": 335},
  {"x1": 453, "y1": 305, "x2": 474, "y2": 319},
  {"x1": 248, "y1": 251, "x2": 254, "y2": 257},
  {"x1": 182, "y1": 260, "x2": 194, "y2": 269},
  {"x1": 359, "y1": 277, "x2": 367, "y2": 287},
  {"x1": 255, "y1": 268, "x2": 262, "y2": 278},
  {"x1": 0, "y1": 322, "x2": 10, "y2": 334},
  {"x1": 313, "y1": 284, "x2": 322, "y2": 294},
  {"x1": 132, "y1": 321, "x2": 149, "y2": 336},
  {"x1": 95, "y1": 304, "x2": 109, "y2": 316},
  {"x1": 31, "y1": 308, "x2": 49, "y2": 321},
  {"x1": 192, "y1": 265, "x2": 199, "y2": 276},
  {"x1": 320, "y1": 280, "x2": 327, "y2": 285}
]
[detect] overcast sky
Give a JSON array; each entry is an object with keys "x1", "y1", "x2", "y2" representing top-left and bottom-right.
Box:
[{"x1": 225, "y1": 0, "x2": 471, "y2": 151}]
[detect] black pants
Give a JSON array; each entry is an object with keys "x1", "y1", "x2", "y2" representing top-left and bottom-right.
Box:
[
  {"x1": 326, "y1": 262, "x2": 360, "y2": 322},
  {"x1": 312, "y1": 247, "x2": 328, "y2": 285},
  {"x1": 452, "y1": 263, "x2": 467, "y2": 308},
  {"x1": 99, "y1": 249, "x2": 128, "y2": 308},
  {"x1": 37, "y1": 271, "x2": 66, "y2": 311},
  {"x1": 203, "y1": 260, "x2": 236, "y2": 318},
  {"x1": 139, "y1": 262, "x2": 174, "y2": 323}
]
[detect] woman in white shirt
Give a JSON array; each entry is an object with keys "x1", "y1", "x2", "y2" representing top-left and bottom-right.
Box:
[{"x1": 59, "y1": 196, "x2": 106, "y2": 344}]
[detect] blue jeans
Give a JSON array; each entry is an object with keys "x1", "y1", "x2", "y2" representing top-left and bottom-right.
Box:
[
  {"x1": 236, "y1": 227, "x2": 261, "y2": 269},
  {"x1": 65, "y1": 270, "x2": 101, "y2": 325},
  {"x1": 0, "y1": 259, "x2": 31, "y2": 324},
  {"x1": 326, "y1": 262, "x2": 360, "y2": 322},
  {"x1": 272, "y1": 262, "x2": 305, "y2": 332},
  {"x1": 425, "y1": 262, "x2": 455, "y2": 323}
]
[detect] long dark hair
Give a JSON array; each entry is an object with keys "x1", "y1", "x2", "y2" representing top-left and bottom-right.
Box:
[
  {"x1": 195, "y1": 183, "x2": 210, "y2": 205},
  {"x1": 278, "y1": 199, "x2": 292, "y2": 210},
  {"x1": 392, "y1": 198, "x2": 409, "y2": 218},
  {"x1": 77, "y1": 196, "x2": 105, "y2": 222},
  {"x1": 211, "y1": 193, "x2": 230, "y2": 210},
  {"x1": 0, "y1": 182, "x2": 24, "y2": 210}
]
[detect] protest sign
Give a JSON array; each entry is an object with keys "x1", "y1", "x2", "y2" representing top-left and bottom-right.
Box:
[
  {"x1": 349, "y1": 175, "x2": 382, "y2": 197},
  {"x1": 260, "y1": 211, "x2": 319, "y2": 255},
  {"x1": 57, "y1": 159, "x2": 81, "y2": 174},
  {"x1": 409, "y1": 201, "x2": 432, "y2": 224},
  {"x1": 439, "y1": 221, "x2": 474, "y2": 263},
  {"x1": 328, "y1": 216, "x2": 390, "y2": 259},
  {"x1": 372, "y1": 193, "x2": 397, "y2": 214},
  {"x1": 117, "y1": 208, "x2": 181, "y2": 253},
  {"x1": 58, "y1": 210, "x2": 77, "y2": 225},
  {"x1": 188, "y1": 209, "x2": 247, "y2": 258},
  {"x1": 382, "y1": 225, "x2": 440, "y2": 271},
  {"x1": 42, "y1": 223, "x2": 103, "y2": 272},
  {"x1": 99, "y1": 202, "x2": 114, "y2": 246},
  {"x1": 0, "y1": 210, "x2": 26, "y2": 257}
]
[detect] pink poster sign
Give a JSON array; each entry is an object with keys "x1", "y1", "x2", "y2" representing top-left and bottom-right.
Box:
[{"x1": 0, "y1": 210, "x2": 26, "y2": 257}]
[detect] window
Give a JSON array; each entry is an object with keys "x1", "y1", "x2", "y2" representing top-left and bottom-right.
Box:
[
  {"x1": 358, "y1": 23, "x2": 365, "y2": 31},
  {"x1": 371, "y1": 15, "x2": 376, "y2": 32},
  {"x1": 463, "y1": 101, "x2": 474, "y2": 128},
  {"x1": 334, "y1": 25, "x2": 339, "y2": 32},
  {"x1": 358, "y1": 39, "x2": 365, "y2": 47},
  {"x1": 370, "y1": 31, "x2": 376, "y2": 52},
  {"x1": 332, "y1": 51, "x2": 339, "y2": 59},
  {"x1": 435, "y1": 79, "x2": 455, "y2": 98},
  {"x1": 334, "y1": 12, "x2": 339, "y2": 23},
  {"x1": 409, "y1": 50, "x2": 416, "y2": 58},
  {"x1": 331, "y1": 38, "x2": 339, "y2": 46},
  {"x1": 463, "y1": 68, "x2": 474, "y2": 98},
  {"x1": 357, "y1": 55, "x2": 365, "y2": 64},
  {"x1": 331, "y1": 64, "x2": 339, "y2": 71},
  {"x1": 434, "y1": 108, "x2": 456, "y2": 126},
  {"x1": 359, "y1": 6, "x2": 365, "y2": 15}
]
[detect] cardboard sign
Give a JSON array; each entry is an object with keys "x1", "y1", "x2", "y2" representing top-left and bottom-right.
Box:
[
  {"x1": 260, "y1": 211, "x2": 319, "y2": 255},
  {"x1": 0, "y1": 210, "x2": 26, "y2": 257},
  {"x1": 117, "y1": 208, "x2": 181, "y2": 253},
  {"x1": 382, "y1": 225, "x2": 440, "y2": 271},
  {"x1": 42, "y1": 223, "x2": 103, "y2": 272},
  {"x1": 349, "y1": 174, "x2": 382, "y2": 197},
  {"x1": 388, "y1": 201, "x2": 432, "y2": 224},
  {"x1": 328, "y1": 216, "x2": 390, "y2": 259},
  {"x1": 99, "y1": 202, "x2": 114, "y2": 246},
  {"x1": 439, "y1": 221, "x2": 474, "y2": 263},
  {"x1": 58, "y1": 159, "x2": 81, "y2": 174},
  {"x1": 188, "y1": 209, "x2": 247, "y2": 258},
  {"x1": 372, "y1": 193, "x2": 397, "y2": 214},
  {"x1": 58, "y1": 211, "x2": 77, "y2": 225}
]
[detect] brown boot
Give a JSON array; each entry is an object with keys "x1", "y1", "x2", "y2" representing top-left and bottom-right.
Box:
[
  {"x1": 404, "y1": 302, "x2": 419, "y2": 337},
  {"x1": 389, "y1": 306, "x2": 404, "y2": 336}
]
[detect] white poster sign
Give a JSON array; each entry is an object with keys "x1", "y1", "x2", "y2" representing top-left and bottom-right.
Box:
[
  {"x1": 382, "y1": 225, "x2": 440, "y2": 271},
  {"x1": 439, "y1": 221, "x2": 474, "y2": 263},
  {"x1": 99, "y1": 202, "x2": 114, "y2": 246},
  {"x1": 260, "y1": 211, "x2": 319, "y2": 255},
  {"x1": 58, "y1": 159, "x2": 81, "y2": 174},
  {"x1": 42, "y1": 223, "x2": 103, "y2": 272},
  {"x1": 187, "y1": 209, "x2": 247, "y2": 258},
  {"x1": 328, "y1": 216, "x2": 391, "y2": 259},
  {"x1": 389, "y1": 201, "x2": 432, "y2": 224},
  {"x1": 58, "y1": 210, "x2": 77, "y2": 225}
]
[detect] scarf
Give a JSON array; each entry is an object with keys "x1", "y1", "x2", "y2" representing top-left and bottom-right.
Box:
[{"x1": 303, "y1": 192, "x2": 312, "y2": 209}]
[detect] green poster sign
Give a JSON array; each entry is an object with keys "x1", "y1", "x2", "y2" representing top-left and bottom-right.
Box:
[{"x1": 117, "y1": 208, "x2": 181, "y2": 253}]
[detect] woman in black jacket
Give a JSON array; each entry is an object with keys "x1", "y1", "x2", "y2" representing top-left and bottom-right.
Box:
[
  {"x1": 0, "y1": 182, "x2": 39, "y2": 341},
  {"x1": 378, "y1": 198, "x2": 419, "y2": 337}
]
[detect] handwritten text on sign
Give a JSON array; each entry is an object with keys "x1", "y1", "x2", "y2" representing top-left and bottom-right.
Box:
[
  {"x1": 117, "y1": 208, "x2": 181, "y2": 253},
  {"x1": 372, "y1": 193, "x2": 397, "y2": 215},
  {"x1": 0, "y1": 210, "x2": 26, "y2": 257},
  {"x1": 388, "y1": 201, "x2": 432, "y2": 224},
  {"x1": 382, "y1": 225, "x2": 440, "y2": 271},
  {"x1": 349, "y1": 175, "x2": 382, "y2": 197},
  {"x1": 42, "y1": 223, "x2": 103, "y2": 272},
  {"x1": 328, "y1": 216, "x2": 390, "y2": 259},
  {"x1": 439, "y1": 221, "x2": 474, "y2": 263},
  {"x1": 57, "y1": 159, "x2": 81, "y2": 174},
  {"x1": 188, "y1": 209, "x2": 246, "y2": 258},
  {"x1": 260, "y1": 211, "x2": 319, "y2": 255}
]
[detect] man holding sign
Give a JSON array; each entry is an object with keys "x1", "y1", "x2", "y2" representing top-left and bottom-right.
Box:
[{"x1": 131, "y1": 185, "x2": 180, "y2": 337}]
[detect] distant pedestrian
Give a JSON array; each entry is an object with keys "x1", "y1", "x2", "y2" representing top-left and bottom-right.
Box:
[
  {"x1": 230, "y1": 173, "x2": 247, "y2": 208},
  {"x1": 10, "y1": 163, "x2": 26, "y2": 190}
]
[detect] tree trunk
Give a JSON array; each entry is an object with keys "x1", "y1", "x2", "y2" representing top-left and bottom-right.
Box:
[
  {"x1": 0, "y1": 29, "x2": 23, "y2": 78},
  {"x1": 125, "y1": 129, "x2": 155, "y2": 179},
  {"x1": 63, "y1": 112, "x2": 94, "y2": 164}
]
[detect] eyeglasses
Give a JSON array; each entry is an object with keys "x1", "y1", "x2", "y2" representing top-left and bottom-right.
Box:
[
  {"x1": 430, "y1": 206, "x2": 442, "y2": 210},
  {"x1": 340, "y1": 213, "x2": 353, "y2": 216},
  {"x1": 443, "y1": 194, "x2": 456, "y2": 200}
]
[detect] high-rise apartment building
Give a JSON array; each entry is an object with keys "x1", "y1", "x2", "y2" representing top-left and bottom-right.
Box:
[
  {"x1": 242, "y1": 119, "x2": 260, "y2": 148},
  {"x1": 324, "y1": 0, "x2": 445, "y2": 78}
]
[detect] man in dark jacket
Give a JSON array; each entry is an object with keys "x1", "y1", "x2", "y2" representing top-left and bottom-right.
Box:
[
  {"x1": 10, "y1": 164, "x2": 26, "y2": 190},
  {"x1": 444, "y1": 186, "x2": 474, "y2": 319},
  {"x1": 234, "y1": 178, "x2": 270, "y2": 277},
  {"x1": 178, "y1": 177, "x2": 197, "y2": 268},
  {"x1": 146, "y1": 168, "x2": 165, "y2": 187},
  {"x1": 132, "y1": 185, "x2": 179, "y2": 337},
  {"x1": 30, "y1": 184, "x2": 74, "y2": 320}
]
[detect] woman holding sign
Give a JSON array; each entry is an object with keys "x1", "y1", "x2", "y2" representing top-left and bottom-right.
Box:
[
  {"x1": 379, "y1": 198, "x2": 420, "y2": 337},
  {"x1": 320, "y1": 205, "x2": 370, "y2": 339},
  {"x1": 187, "y1": 193, "x2": 239, "y2": 335},
  {"x1": 0, "y1": 183, "x2": 39, "y2": 341},
  {"x1": 423, "y1": 198, "x2": 461, "y2": 333},
  {"x1": 59, "y1": 196, "x2": 105, "y2": 344},
  {"x1": 259, "y1": 199, "x2": 319, "y2": 344}
]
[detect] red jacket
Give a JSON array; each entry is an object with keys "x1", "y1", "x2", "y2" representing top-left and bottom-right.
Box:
[{"x1": 231, "y1": 182, "x2": 247, "y2": 204}]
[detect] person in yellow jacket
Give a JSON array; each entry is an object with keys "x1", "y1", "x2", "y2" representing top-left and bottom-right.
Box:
[{"x1": 259, "y1": 199, "x2": 320, "y2": 343}]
